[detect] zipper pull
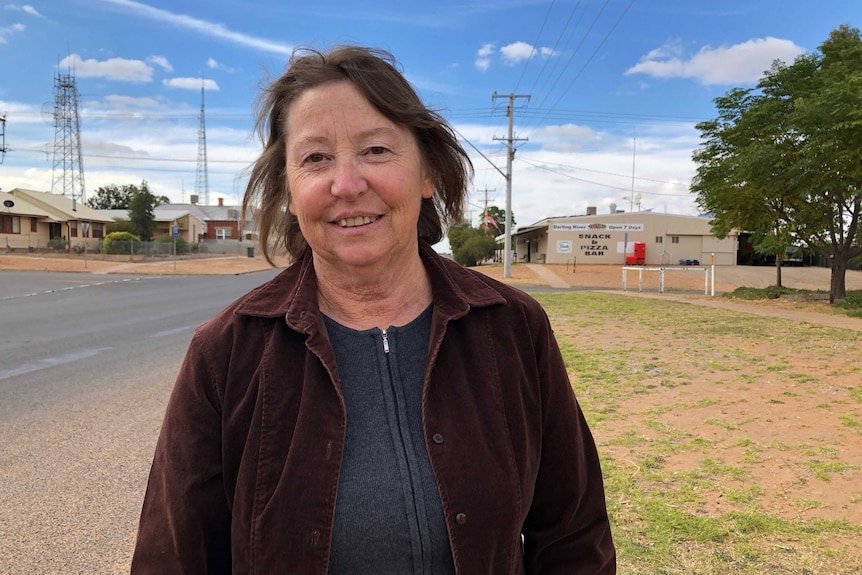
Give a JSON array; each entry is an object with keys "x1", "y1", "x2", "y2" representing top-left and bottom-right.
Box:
[{"x1": 381, "y1": 328, "x2": 390, "y2": 354}]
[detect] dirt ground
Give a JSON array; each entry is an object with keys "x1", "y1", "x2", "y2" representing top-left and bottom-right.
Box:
[{"x1": 4, "y1": 252, "x2": 860, "y2": 291}]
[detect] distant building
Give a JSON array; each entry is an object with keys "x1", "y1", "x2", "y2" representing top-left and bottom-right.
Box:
[
  {"x1": 99, "y1": 196, "x2": 256, "y2": 246},
  {"x1": 2, "y1": 188, "x2": 113, "y2": 251},
  {"x1": 101, "y1": 206, "x2": 207, "y2": 243},
  {"x1": 513, "y1": 207, "x2": 737, "y2": 266}
]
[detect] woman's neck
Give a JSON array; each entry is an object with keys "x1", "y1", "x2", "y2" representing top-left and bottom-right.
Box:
[{"x1": 313, "y1": 253, "x2": 432, "y2": 331}]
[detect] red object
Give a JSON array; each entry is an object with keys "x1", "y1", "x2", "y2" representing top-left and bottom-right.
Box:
[{"x1": 625, "y1": 242, "x2": 645, "y2": 265}]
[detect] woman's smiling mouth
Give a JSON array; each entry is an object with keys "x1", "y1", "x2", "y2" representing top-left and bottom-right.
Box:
[{"x1": 337, "y1": 215, "x2": 379, "y2": 228}]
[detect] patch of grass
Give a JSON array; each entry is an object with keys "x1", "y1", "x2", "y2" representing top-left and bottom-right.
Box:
[
  {"x1": 794, "y1": 498, "x2": 825, "y2": 510},
  {"x1": 835, "y1": 289, "x2": 862, "y2": 316},
  {"x1": 724, "y1": 486, "x2": 764, "y2": 505},
  {"x1": 841, "y1": 416, "x2": 862, "y2": 433},
  {"x1": 802, "y1": 460, "x2": 857, "y2": 481},
  {"x1": 705, "y1": 418, "x2": 740, "y2": 431},
  {"x1": 724, "y1": 286, "x2": 796, "y2": 300},
  {"x1": 607, "y1": 430, "x2": 647, "y2": 447}
]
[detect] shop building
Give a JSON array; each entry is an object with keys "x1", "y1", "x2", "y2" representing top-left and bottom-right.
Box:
[{"x1": 513, "y1": 208, "x2": 737, "y2": 266}]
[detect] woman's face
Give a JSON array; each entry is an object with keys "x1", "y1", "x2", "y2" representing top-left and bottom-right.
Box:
[{"x1": 284, "y1": 80, "x2": 434, "y2": 273}]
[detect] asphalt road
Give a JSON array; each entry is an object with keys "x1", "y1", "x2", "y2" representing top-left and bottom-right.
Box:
[{"x1": 0, "y1": 269, "x2": 281, "y2": 574}]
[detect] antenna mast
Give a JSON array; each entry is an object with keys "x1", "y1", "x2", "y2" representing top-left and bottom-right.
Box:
[
  {"x1": 195, "y1": 80, "x2": 210, "y2": 205},
  {"x1": 50, "y1": 62, "x2": 86, "y2": 202}
]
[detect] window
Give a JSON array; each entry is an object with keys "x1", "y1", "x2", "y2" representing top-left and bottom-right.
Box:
[
  {"x1": 671, "y1": 236, "x2": 680, "y2": 244},
  {"x1": 92, "y1": 222, "x2": 105, "y2": 239},
  {"x1": 216, "y1": 228, "x2": 232, "y2": 239},
  {"x1": 655, "y1": 236, "x2": 663, "y2": 243},
  {"x1": 30, "y1": 217, "x2": 38, "y2": 233},
  {"x1": 70, "y1": 221, "x2": 78, "y2": 238},
  {"x1": 1, "y1": 215, "x2": 21, "y2": 234}
]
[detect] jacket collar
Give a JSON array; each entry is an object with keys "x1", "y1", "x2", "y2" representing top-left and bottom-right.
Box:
[{"x1": 234, "y1": 241, "x2": 506, "y2": 331}]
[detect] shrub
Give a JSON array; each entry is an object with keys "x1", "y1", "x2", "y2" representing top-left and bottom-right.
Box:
[
  {"x1": 103, "y1": 231, "x2": 141, "y2": 254},
  {"x1": 155, "y1": 234, "x2": 189, "y2": 253}
]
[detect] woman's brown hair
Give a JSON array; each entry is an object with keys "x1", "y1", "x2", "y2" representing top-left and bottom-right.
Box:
[{"x1": 243, "y1": 45, "x2": 473, "y2": 263}]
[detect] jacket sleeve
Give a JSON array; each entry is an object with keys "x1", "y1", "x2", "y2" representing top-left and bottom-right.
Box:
[
  {"x1": 130, "y1": 329, "x2": 231, "y2": 574},
  {"x1": 522, "y1": 310, "x2": 616, "y2": 574}
]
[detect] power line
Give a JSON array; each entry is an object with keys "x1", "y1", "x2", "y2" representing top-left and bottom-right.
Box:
[
  {"x1": 525, "y1": 157, "x2": 690, "y2": 187},
  {"x1": 513, "y1": 0, "x2": 557, "y2": 93},
  {"x1": 549, "y1": 0, "x2": 638, "y2": 111},
  {"x1": 516, "y1": 156, "x2": 691, "y2": 196},
  {"x1": 527, "y1": 0, "x2": 587, "y2": 97},
  {"x1": 533, "y1": 0, "x2": 610, "y2": 113}
]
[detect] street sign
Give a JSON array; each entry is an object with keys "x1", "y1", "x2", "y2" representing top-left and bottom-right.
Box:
[
  {"x1": 172, "y1": 225, "x2": 178, "y2": 239},
  {"x1": 81, "y1": 222, "x2": 89, "y2": 235}
]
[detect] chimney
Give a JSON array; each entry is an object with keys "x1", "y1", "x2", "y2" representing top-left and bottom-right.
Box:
[
  {"x1": 190, "y1": 194, "x2": 199, "y2": 205},
  {"x1": 586, "y1": 206, "x2": 597, "y2": 216},
  {"x1": 218, "y1": 197, "x2": 224, "y2": 207}
]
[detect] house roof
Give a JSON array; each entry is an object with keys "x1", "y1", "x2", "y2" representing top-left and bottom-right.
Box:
[
  {"x1": 190, "y1": 204, "x2": 242, "y2": 221},
  {"x1": 1, "y1": 191, "x2": 55, "y2": 218},
  {"x1": 153, "y1": 209, "x2": 197, "y2": 222},
  {"x1": 8, "y1": 188, "x2": 114, "y2": 223},
  {"x1": 160, "y1": 203, "x2": 213, "y2": 221}
]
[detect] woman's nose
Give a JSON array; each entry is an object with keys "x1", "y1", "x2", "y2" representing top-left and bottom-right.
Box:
[{"x1": 330, "y1": 157, "x2": 368, "y2": 199}]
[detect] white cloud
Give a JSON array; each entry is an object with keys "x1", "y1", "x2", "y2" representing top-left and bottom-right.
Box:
[
  {"x1": 626, "y1": 37, "x2": 805, "y2": 85},
  {"x1": 475, "y1": 43, "x2": 495, "y2": 72},
  {"x1": 146, "y1": 55, "x2": 173, "y2": 72},
  {"x1": 533, "y1": 123, "x2": 607, "y2": 152},
  {"x1": 4, "y1": 4, "x2": 41, "y2": 17},
  {"x1": 478, "y1": 41, "x2": 559, "y2": 69},
  {"x1": 500, "y1": 41, "x2": 534, "y2": 65},
  {"x1": 206, "y1": 58, "x2": 219, "y2": 69},
  {"x1": 95, "y1": 0, "x2": 292, "y2": 56},
  {"x1": 162, "y1": 77, "x2": 220, "y2": 91},
  {"x1": 60, "y1": 54, "x2": 153, "y2": 82},
  {"x1": 0, "y1": 22, "x2": 24, "y2": 43},
  {"x1": 103, "y1": 95, "x2": 164, "y2": 109}
]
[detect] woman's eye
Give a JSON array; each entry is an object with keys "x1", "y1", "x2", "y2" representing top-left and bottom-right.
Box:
[
  {"x1": 306, "y1": 153, "x2": 325, "y2": 163},
  {"x1": 369, "y1": 146, "x2": 387, "y2": 155}
]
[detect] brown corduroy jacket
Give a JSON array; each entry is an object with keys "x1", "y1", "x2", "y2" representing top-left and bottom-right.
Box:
[{"x1": 131, "y1": 242, "x2": 615, "y2": 574}]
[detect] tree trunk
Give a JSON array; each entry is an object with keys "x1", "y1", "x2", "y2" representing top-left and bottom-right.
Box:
[
  {"x1": 829, "y1": 257, "x2": 847, "y2": 304},
  {"x1": 775, "y1": 260, "x2": 782, "y2": 288}
]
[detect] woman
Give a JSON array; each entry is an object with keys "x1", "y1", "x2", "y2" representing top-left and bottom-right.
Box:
[{"x1": 131, "y1": 46, "x2": 615, "y2": 574}]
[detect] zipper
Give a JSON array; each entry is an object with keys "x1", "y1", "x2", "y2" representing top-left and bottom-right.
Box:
[{"x1": 381, "y1": 328, "x2": 390, "y2": 353}]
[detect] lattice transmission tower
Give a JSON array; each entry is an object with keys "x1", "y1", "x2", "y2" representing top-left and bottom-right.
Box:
[
  {"x1": 0, "y1": 114, "x2": 7, "y2": 164},
  {"x1": 50, "y1": 65, "x2": 86, "y2": 202},
  {"x1": 195, "y1": 82, "x2": 210, "y2": 205}
]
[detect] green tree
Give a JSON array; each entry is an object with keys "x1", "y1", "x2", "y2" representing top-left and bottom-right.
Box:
[
  {"x1": 692, "y1": 25, "x2": 862, "y2": 303},
  {"x1": 448, "y1": 224, "x2": 497, "y2": 267},
  {"x1": 128, "y1": 186, "x2": 159, "y2": 241},
  {"x1": 86, "y1": 180, "x2": 169, "y2": 210},
  {"x1": 107, "y1": 217, "x2": 136, "y2": 235}
]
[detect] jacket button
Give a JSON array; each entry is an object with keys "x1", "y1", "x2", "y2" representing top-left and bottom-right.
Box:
[
  {"x1": 432, "y1": 433, "x2": 444, "y2": 444},
  {"x1": 455, "y1": 513, "x2": 467, "y2": 525}
]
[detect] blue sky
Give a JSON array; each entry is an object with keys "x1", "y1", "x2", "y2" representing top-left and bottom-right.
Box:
[{"x1": 2, "y1": 0, "x2": 860, "y2": 232}]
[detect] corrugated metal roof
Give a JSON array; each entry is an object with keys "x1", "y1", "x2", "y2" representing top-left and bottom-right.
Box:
[
  {"x1": 0, "y1": 192, "x2": 54, "y2": 218},
  {"x1": 9, "y1": 188, "x2": 114, "y2": 222}
]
